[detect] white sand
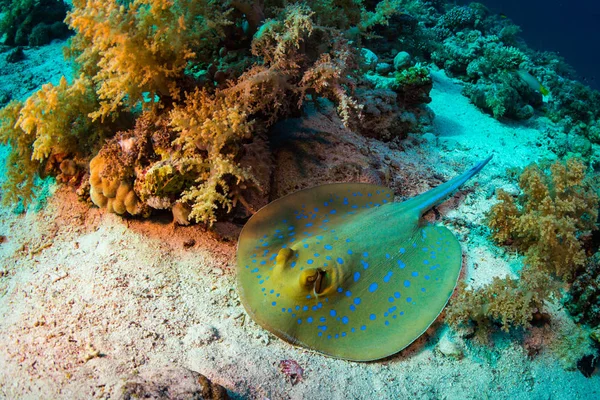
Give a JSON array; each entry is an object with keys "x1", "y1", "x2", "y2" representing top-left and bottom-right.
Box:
[{"x1": 0, "y1": 43, "x2": 598, "y2": 399}]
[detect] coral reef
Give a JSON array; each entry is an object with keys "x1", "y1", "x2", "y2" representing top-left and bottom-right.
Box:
[
  {"x1": 1, "y1": 0, "x2": 432, "y2": 226},
  {"x1": 65, "y1": 0, "x2": 232, "y2": 120},
  {"x1": 4, "y1": 0, "x2": 596, "y2": 233},
  {"x1": 371, "y1": 1, "x2": 600, "y2": 133}
]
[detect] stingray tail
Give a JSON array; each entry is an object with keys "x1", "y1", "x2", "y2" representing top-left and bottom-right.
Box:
[{"x1": 407, "y1": 155, "x2": 493, "y2": 216}]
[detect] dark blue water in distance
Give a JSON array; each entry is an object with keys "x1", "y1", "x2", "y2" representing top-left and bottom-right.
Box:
[{"x1": 457, "y1": 0, "x2": 600, "y2": 91}]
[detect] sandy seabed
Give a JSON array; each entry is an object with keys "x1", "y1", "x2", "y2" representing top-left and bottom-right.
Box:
[{"x1": 1, "y1": 43, "x2": 599, "y2": 399}]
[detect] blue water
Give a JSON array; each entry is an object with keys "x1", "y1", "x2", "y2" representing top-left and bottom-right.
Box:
[{"x1": 458, "y1": 0, "x2": 600, "y2": 91}]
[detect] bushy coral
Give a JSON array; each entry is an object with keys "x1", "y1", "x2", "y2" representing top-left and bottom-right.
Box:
[
  {"x1": 488, "y1": 158, "x2": 598, "y2": 280},
  {"x1": 447, "y1": 268, "x2": 558, "y2": 341},
  {"x1": 463, "y1": 72, "x2": 539, "y2": 120},
  {"x1": 65, "y1": 0, "x2": 231, "y2": 120},
  {"x1": 546, "y1": 78, "x2": 600, "y2": 127},
  {"x1": 392, "y1": 64, "x2": 432, "y2": 105},
  {"x1": 0, "y1": 75, "x2": 104, "y2": 206},
  {"x1": 448, "y1": 158, "x2": 598, "y2": 340},
  {"x1": 483, "y1": 45, "x2": 528, "y2": 71},
  {"x1": 430, "y1": 30, "x2": 486, "y2": 76},
  {"x1": 437, "y1": 5, "x2": 478, "y2": 32}
]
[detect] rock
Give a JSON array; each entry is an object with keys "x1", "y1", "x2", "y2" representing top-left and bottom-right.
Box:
[
  {"x1": 6, "y1": 46, "x2": 25, "y2": 63},
  {"x1": 360, "y1": 48, "x2": 378, "y2": 71},
  {"x1": 437, "y1": 334, "x2": 463, "y2": 360},
  {"x1": 569, "y1": 134, "x2": 593, "y2": 158},
  {"x1": 421, "y1": 132, "x2": 438, "y2": 145},
  {"x1": 376, "y1": 62, "x2": 393, "y2": 75},
  {"x1": 393, "y1": 51, "x2": 411, "y2": 71},
  {"x1": 550, "y1": 132, "x2": 592, "y2": 159},
  {"x1": 119, "y1": 366, "x2": 229, "y2": 400},
  {"x1": 496, "y1": 183, "x2": 520, "y2": 197}
]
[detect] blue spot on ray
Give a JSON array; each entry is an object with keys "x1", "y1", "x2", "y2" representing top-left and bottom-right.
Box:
[{"x1": 383, "y1": 271, "x2": 393, "y2": 283}]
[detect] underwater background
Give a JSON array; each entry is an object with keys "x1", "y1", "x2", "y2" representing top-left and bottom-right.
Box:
[
  {"x1": 458, "y1": 0, "x2": 600, "y2": 91},
  {"x1": 0, "y1": 0, "x2": 599, "y2": 399}
]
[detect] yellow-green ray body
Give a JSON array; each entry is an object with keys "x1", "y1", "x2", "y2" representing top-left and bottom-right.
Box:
[{"x1": 237, "y1": 156, "x2": 492, "y2": 361}]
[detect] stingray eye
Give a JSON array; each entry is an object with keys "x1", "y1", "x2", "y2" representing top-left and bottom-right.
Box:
[
  {"x1": 299, "y1": 268, "x2": 320, "y2": 290},
  {"x1": 299, "y1": 268, "x2": 327, "y2": 294},
  {"x1": 314, "y1": 269, "x2": 326, "y2": 294}
]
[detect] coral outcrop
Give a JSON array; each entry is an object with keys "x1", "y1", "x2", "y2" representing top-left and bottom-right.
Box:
[
  {"x1": 89, "y1": 154, "x2": 144, "y2": 216},
  {"x1": 1, "y1": 0, "x2": 432, "y2": 226},
  {"x1": 448, "y1": 158, "x2": 599, "y2": 339},
  {"x1": 564, "y1": 253, "x2": 600, "y2": 328},
  {"x1": 488, "y1": 158, "x2": 598, "y2": 279}
]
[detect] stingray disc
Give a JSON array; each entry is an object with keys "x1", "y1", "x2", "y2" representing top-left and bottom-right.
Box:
[{"x1": 236, "y1": 183, "x2": 461, "y2": 361}]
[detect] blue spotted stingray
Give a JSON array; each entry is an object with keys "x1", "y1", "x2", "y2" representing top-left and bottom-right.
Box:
[{"x1": 236, "y1": 156, "x2": 492, "y2": 361}]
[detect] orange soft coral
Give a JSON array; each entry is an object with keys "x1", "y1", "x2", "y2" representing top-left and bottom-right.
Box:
[
  {"x1": 0, "y1": 75, "x2": 102, "y2": 206},
  {"x1": 66, "y1": 0, "x2": 231, "y2": 120},
  {"x1": 169, "y1": 88, "x2": 257, "y2": 225}
]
